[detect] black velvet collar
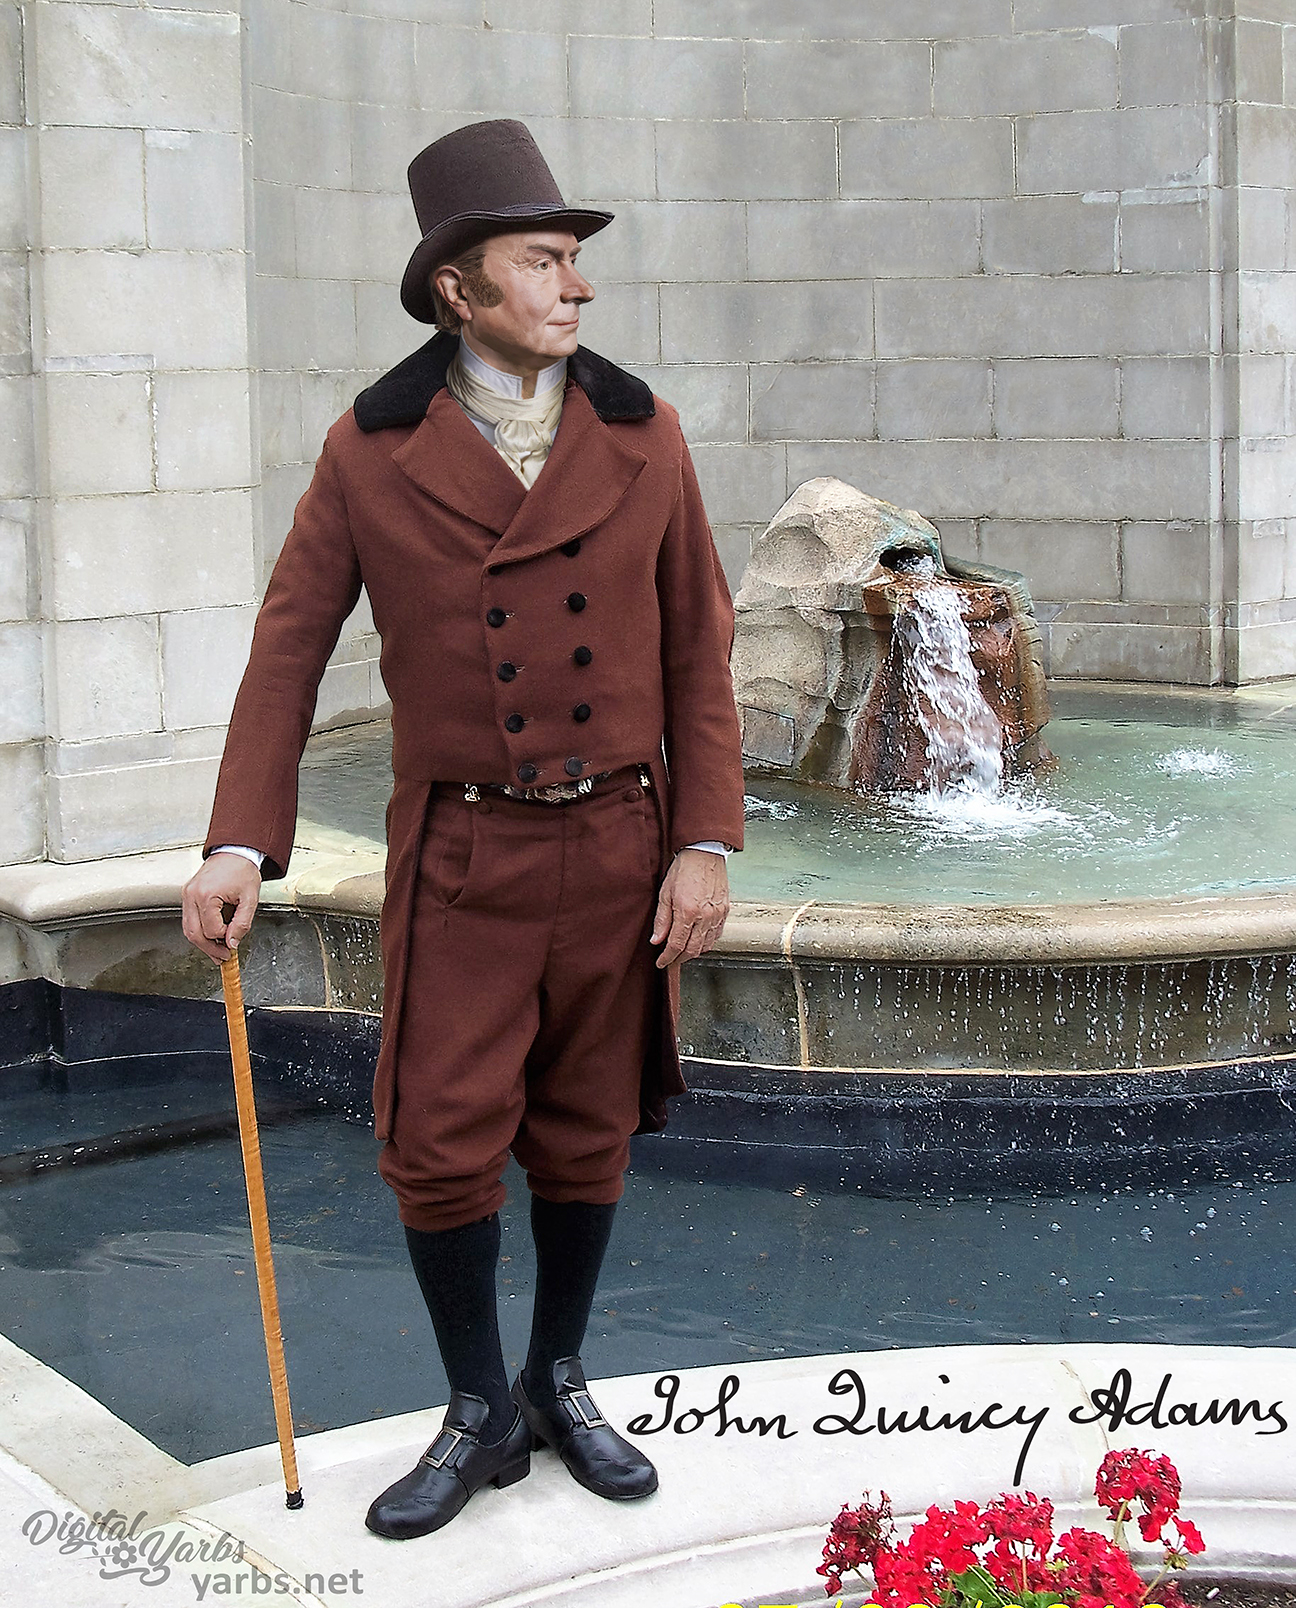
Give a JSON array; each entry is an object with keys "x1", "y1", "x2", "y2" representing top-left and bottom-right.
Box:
[{"x1": 352, "y1": 328, "x2": 655, "y2": 432}]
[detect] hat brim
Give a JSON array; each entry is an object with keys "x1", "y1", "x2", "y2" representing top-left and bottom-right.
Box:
[{"x1": 400, "y1": 205, "x2": 615, "y2": 324}]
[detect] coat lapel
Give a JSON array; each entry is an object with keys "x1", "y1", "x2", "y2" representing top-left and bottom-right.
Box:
[
  {"x1": 390, "y1": 389, "x2": 527, "y2": 537},
  {"x1": 360, "y1": 330, "x2": 656, "y2": 558},
  {"x1": 488, "y1": 381, "x2": 648, "y2": 569}
]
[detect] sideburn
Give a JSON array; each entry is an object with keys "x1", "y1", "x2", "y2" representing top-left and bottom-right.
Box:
[{"x1": 462, "y1": 267, "x2": 506, "y2": 310}]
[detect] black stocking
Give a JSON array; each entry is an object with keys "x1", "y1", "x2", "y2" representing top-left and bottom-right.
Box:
[
  {"x1": 521, "y1": 1196, "x2": 617, "y2": 1405},
  {"x1": 403, "y1": 1214, "x2": 514, "y2": 1443}
]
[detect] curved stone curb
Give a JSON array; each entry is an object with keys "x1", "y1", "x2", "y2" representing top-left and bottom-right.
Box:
[
  {"x1": 3, "y1": 844, "x2": 1296, "y2": 968},
  {"x1": 3, "y1": 1337, "x2": 1293, "y2": 1607},
  {"x1": 721, "y1": 891, "x2": 1296, "y2": 966},
  {"x1": 4, "y1": 850, "x2": 1296, "y2": 1090},
  {"x1": 0, "y1": 847, "x2": 378, "y2": 927}
]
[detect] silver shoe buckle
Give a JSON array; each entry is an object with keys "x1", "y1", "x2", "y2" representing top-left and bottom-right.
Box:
[
  {"x1": 419, "y1": 1426, "x2": 465, "y2": 1469},
  {"x1": 462, "y1": 784, "x2": 480, "y2": 802},
  {"x1": 564, "y1": 1388, "x2": 608, "y2": 1430}
]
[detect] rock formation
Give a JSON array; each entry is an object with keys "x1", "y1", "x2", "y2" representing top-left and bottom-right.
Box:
[{"x1": 731, "y1": 478, "x2": 1052, "y2": 792}]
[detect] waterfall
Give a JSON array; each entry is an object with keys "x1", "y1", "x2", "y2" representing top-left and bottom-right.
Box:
[{"x1": 890, "y1": 554, "x2": 1004, "y2": 795}]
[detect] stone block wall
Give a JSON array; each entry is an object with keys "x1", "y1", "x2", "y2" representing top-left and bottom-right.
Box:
[
  {"x1": 1228, "y1": 9, "x2": 1296, "y2": 679},
  {"x1": 0, "y1": 1, "x2": 41, "y2": 868},
  {"x1": 2, "y1": 0, "x2": 1293, "y2": 866},
  {"x1": 10, "y1": 0, "x2": 261, "y2": 866},
  {"x1": 244, "y1": 0, "x2": 1293, "y2": 690},
  {"x1": 591, "y1": 4, "x2": 1284, "y2": 688}
]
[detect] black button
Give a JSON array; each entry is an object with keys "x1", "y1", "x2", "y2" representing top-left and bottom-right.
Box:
[
  {"x1": 497, "y1": 661, "x2": 517, "y2": 681},
  {"x1": 504, "y1": 713, "x2": 525, "y2": 733},
  {"x1": 486, "y1": 607, "x2": 507, "y2": 627},
  {"x1": 572, "y1": 703, "x2": 591, "y2": 722},
  {"x1": 564, "y1": 757, "x2": 584, "y2": 777},
  {"x1": 566, "y1": 592, "x2": 586, "y2": 612},
  {"x1": 562, "y1": 539, "x2": 582, "y2": 557},
  {"x1": 517, "y1": 762, "x2": 538, "y2": 783},
  {"x1": 573, "y1": 645, "x2": 592, "y2": 666}
]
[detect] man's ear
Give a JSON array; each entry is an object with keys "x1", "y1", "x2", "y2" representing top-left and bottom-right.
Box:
[{"x1": 433, "y1": 264, "x2": 469, "y2": 321}]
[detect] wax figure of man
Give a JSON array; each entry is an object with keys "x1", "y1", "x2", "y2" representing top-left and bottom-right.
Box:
[{"x1": 180, "y1": 119, "x2": 746, "y2": 1540}]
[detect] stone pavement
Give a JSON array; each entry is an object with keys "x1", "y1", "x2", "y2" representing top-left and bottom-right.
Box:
[{"x1": 3, "y1": 1334, "x2": 1294, "y2": 1607}]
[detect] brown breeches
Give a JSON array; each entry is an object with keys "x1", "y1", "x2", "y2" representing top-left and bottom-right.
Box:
[{"x1": 375, "y1": 763, "x2": 664, "y2": 1232}]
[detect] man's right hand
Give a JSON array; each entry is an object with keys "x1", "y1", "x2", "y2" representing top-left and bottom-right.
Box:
[{"x1": 181, "y1": 852, "x2": 262, "y2": 964}]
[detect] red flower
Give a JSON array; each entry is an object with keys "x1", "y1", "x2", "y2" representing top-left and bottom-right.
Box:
[
  {"x1": 1097, "y1": 1448, "x2": 1181, "y2": 1540},
  {"x1": 1173, "y1": 1515, "x2": 1206, "y2": 1555},
  {"x1": 818, "y1": 1491, "x2": 896, "y2": 1596},
  {"x1": 984, "y1": 1546, "x2": 1058, "y2": 1596},
  {"x1": 894, "y1": 1498, "x2": 989, "y2": 1573},
  {"x1": 873, "y1": 1546, "x2": 947, "y2": 1608},
  {"x1": 818, "y1": 1450, "x2": 1205, "y2": 1607},
  {"x1": 983, "y1": 1491, "x2": 1055, "y2": 1556},
  {"x1": 1054, "y1": 1524, "x2": 1151, "y2": 1608}
]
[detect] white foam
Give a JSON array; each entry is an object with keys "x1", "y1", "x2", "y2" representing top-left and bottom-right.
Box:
[
  {"x1": 744, "y1": 794, "x2": 799, "y2": 821},
  {"x1": 1156, "y1": 747, "x2": 1240, "y2": 778},
  {"x1": 890, "y1": 782, "x2": 1080, "y2": 843}
]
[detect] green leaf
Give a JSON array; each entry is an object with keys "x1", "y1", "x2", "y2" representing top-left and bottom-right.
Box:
[
  {"x1": 945, "y1": 1566, "x2": 1011, "y2": 1608},
  {"x1": 943, "y1": 1568, "x2": 1072, "y2": 1608}
]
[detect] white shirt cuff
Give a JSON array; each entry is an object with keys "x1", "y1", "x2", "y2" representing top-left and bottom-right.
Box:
[
  {"x1": 211, "y1": 844, "x2": 265, "y2": 870},
  {"x1": 682, "y1": 840, "x2": 732, "y2": 858}
]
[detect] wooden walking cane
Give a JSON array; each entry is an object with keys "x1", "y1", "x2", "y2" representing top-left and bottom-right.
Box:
[{"x1": 220, "y1": 935, "x2": 304, "y2": 1510}]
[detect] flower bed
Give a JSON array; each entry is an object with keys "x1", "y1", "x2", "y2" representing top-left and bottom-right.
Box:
[
  {"x1": 819, "y1": 1449, "x2": 1206, "y2": 1607},
  {"x1": 1181, "y1": 1585, "x2": 1296, "y2": 1608}
]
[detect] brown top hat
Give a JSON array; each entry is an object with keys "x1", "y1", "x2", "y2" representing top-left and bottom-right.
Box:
[{"x1": 399, "y1": 119, "x2": 614, "y2": 324}]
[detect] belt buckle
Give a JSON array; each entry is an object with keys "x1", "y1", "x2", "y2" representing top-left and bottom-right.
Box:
[
  {"x1": 534, "y1": 778, "x2": 591, "y2": 803},
  {"x1": 464, "y1": 773, "x2": 626, "y2": 804}
]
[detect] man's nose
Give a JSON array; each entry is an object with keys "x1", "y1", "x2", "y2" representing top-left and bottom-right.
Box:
[{"x1": 562, "y1": 264, "x2": 594, "y2": 301}]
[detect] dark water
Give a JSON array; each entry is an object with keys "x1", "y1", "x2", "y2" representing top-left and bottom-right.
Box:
[{"x1": 0, "y1": 1098, "x2": 1291, "y2": 1464}]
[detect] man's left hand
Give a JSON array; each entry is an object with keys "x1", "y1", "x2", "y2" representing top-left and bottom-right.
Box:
[{"x1": 650, "y1": 848, "x2": 730, "y2": 968}]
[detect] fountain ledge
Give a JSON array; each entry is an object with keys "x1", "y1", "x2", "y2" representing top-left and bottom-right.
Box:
[{"x1": 2, "y1": 849, "x2": 1296, "y2": 969}]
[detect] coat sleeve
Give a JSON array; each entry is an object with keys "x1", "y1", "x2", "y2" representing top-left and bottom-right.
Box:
[
  {"x1": 202, "y1": 435, "x2": 363, "y2": 881},
  {"x1": 655, "y1": 429, "x2": 746, "y2": 857}
]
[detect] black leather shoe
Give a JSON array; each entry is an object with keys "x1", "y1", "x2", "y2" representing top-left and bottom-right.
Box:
[
  {"x1": 511, "y1": 1356, "x2": 658, "y2": 1500},
  {"x1": 364, "y1": 1391, "x2": 530, "y2": 1539}
]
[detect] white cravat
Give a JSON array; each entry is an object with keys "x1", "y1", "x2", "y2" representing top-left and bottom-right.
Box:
[
  {"x1": 446, "y1": 338, "x2": 566, "y2": 488},
  {"x1": 213, "y1": 342, "x2": 731, "y2": 866},
  {"x1": 456, "y1": 336, "x2": 567, "y2": 411}
]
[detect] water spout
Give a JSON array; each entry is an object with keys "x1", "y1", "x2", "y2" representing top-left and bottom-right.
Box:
[
  {"x1": 732, "y1": 478, "x2": 1052, "y2": 794},
  {"x1": 889, "y1": 555, "x2": 1004, "y2": 796}
]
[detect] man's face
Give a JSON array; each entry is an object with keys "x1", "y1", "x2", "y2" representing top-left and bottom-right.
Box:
[{"x1": 443, "y1": 229, "x2": 594, "y2": 369}]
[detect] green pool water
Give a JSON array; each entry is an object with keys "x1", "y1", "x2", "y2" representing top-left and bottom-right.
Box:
[{"x1": 296, "y1": 682, "x2": 1296, "y2": 908}]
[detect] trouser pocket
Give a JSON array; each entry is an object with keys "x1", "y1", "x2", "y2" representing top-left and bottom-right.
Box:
[{"x1": 421, "y1": 792, "x2": 477, "y2": 909}]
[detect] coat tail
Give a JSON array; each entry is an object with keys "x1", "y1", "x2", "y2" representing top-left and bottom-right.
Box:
[{"x1": 373, "y1": 776, "x2": 436, "y2": 1143}]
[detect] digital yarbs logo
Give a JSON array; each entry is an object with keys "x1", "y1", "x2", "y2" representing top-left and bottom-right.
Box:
[{"x1": 21, "y1": 1506, "x2": 246, "y2": 1588}]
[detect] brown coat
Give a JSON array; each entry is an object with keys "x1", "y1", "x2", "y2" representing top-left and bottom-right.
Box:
[{"x1": 204, "y1": 332, "x2": 746, "y2": 1141}]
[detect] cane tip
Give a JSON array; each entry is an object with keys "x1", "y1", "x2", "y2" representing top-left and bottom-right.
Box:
[{"x1": 286, "y1": 1489, "x2": 304, "y2": 1510}]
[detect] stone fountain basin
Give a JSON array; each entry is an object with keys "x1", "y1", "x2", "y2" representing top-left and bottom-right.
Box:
[
  {"x1": 2, "y1": 679, "x2": 1296, "y2": 1192},
  {"x1": 1, "y1": 854, "x2": 1295, "y2": 1197}
]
